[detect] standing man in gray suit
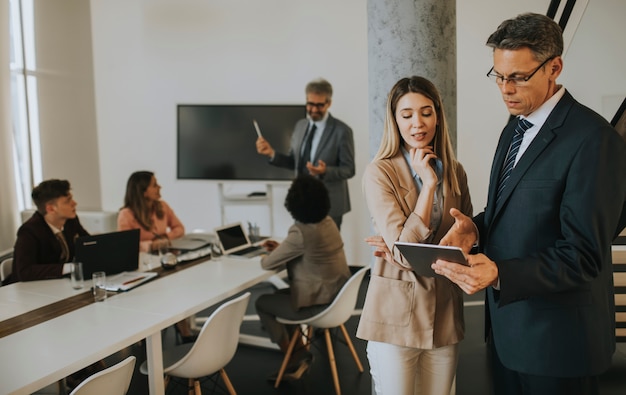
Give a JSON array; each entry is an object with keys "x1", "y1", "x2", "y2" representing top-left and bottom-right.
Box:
[{"x1": 256, "y1": 78, "x2": 355, "y2": 229}]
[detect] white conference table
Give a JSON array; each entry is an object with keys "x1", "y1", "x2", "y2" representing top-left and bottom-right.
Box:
[{"x1": 0, "y1": 256, "x2": 275, "y2": 395}]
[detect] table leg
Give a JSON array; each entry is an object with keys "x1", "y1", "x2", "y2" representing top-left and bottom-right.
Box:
[{"x1": 146, "y1": 331, "x2": 165, "y2": 395}]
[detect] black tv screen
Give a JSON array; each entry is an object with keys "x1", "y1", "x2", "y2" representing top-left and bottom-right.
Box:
[{"x1": 177, "y1": 105, "x2": 305, "y2": 180}]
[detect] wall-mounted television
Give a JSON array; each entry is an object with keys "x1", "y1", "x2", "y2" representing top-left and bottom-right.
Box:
[{"x1": 177, "y1": 105, "x2": 305, "y2": 181}]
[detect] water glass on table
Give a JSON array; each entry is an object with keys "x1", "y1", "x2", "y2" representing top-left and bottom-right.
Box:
[
  {"x1": 70, "y1": 261, "x2": 84, "y2": 290},
  {"x1": 92, "y1": 271, "x2": 107, "y2": 302}
]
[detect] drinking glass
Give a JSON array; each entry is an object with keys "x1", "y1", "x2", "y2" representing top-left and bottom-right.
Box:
[
  {"x1": 92, "y1": 271, "x2": 107, "y2": 302},
  {"x1": 211, "y1": 242, "x2": 223, "y2": 261},
  {"x1": 70, "y1": 262, "x2": 84, "y2": 290}
]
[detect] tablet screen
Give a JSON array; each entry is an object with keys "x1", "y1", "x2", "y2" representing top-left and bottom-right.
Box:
[{"x1": 394, "y1": 242, "x2": 468, "y2": 277}]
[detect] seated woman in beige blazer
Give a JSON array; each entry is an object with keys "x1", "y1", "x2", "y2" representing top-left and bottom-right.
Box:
[
  {"x1": 256, "y1": 174, "x2": 351, "y2": 381},
  {"x1": 358, "y1": 76, "x2": 474, "y2": 395}
]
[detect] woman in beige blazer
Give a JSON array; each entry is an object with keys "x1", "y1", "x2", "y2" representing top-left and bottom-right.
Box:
[
  {"x1": 357, "y1": 76, "x2": 473, "y2": 395},
  {"x1": 256, "y1": 174, "x2": 351, "y2": 381}
]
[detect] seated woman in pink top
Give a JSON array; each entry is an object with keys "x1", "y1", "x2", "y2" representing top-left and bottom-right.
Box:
[
  {"x1": 118, "y1": 171, "x2": 195, "y2": 342},
  {"x1": 117, "y1": 171, "x2": 184, "y2": 253}
]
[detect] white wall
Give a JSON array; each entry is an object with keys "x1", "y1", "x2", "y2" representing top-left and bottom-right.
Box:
[{"x1": 84, "y1": 0, "x2": 625, "y2": 266}]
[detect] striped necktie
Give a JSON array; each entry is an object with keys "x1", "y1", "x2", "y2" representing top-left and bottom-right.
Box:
[{"x1": 496, "y1": 118, "x2": 533, "y2": 204}]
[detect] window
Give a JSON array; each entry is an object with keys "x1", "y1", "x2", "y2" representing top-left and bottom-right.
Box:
[{"x1": 9, "y1": 0, "x2": 42, "y2": 211}]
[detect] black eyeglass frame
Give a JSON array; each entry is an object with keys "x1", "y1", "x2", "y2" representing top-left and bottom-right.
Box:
[
  {"x1": 305, "y1": 101, "x2": 329, "y2": 109},
  {"x1": 486, "y1": 56, "x2": 555, "y2": 86}
]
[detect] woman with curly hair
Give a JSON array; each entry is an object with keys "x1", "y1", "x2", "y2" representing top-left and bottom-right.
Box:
[{"x1": 256, "y1": 174, "x2": 351, "y2": 381}]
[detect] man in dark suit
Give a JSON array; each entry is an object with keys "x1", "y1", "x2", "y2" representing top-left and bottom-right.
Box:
[
  {"x1": 432, "y1": 13, "x2": 626, "y2": 395},
  {"x1": 256, "y1": 78, "x2": 355, "y2": 229},
  {"x1": 9, "y1": 179, "x2": 89, "y2": 283}
]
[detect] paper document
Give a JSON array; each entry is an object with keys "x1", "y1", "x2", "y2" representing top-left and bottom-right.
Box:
[
  {"x1": 253, "y1": 119, "x2": 263, "y2": 138},
  {"x1": 104, "y1": 271, "x2": 158, "y2": 292}
]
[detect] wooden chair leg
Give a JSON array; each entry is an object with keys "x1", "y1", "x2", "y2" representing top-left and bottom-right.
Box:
[
  {"x1": 339, "y1": 323, "x2": 364, "y2": 372},
  {"x1": 274, "y1": 328, "x2": 300, "y2": 388},
  {"x1": 220, "y1": 368, "x2": 237, "y2": 395},
  {"x1": 324, "y1": 328, "x2": 341, "y2": 395},
  {"x1": 304, "y1": 325, "x2": 312, "y2": 350},
  {"x1": 188, "y1": 378, "x2": 195, "y2": 395}
]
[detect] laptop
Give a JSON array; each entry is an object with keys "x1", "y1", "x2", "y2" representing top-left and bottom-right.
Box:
[
  {"x1": 75, "y1": 229, "x2": 157, "y2": 290},
  {"x1": 214, "y1": 222, "x2": 266, "y2": 258}
]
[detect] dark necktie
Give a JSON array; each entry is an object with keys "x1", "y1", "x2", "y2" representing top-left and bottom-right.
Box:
[
  {"x1": 496, "y1": 117, "x2": 533, "y2": 204},
  {"x1": 56, "y1": 231, "x2": 70, "y2": 262},
  {"x1": 299, "y1": 123, "x2": 317, "y2": 175}
]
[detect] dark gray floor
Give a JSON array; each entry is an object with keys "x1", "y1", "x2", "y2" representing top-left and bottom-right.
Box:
[{"x1": 38, "y1": 272, "x2": 626, "y2": 394}]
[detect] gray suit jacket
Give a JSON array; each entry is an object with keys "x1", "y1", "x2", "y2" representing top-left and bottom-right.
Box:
[
  {"x1": 271, "y1": 114, "x2": 355, "y2": 218},
  {"x1": 260, "y1": 217, "x2": 351, "y2": 309},
  {"x1": 476, "y1": 90, "x2": 626, "y2": 377}
]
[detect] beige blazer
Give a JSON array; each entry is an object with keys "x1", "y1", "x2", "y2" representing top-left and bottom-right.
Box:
[
  {"x1": 357, "y1": 153, "x2": 473, "y2": 349},
  {"x1": 261, "y1": 216, "x2": 351, "y2": 310}
]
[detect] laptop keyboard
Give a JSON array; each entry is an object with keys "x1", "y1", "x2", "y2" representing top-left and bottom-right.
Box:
[{"x1": 231, "y1": 245, "x2": 264, "y2": 256}]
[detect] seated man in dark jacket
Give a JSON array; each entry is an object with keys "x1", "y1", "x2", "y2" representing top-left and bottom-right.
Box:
[
  {"x1": 8, "y1": 178, "x2": 88, "y2": 283},
  {"x1": 8, "y1": 179, "x2": 104, "y2": 389}
]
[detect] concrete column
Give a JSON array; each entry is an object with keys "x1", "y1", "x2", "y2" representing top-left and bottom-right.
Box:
[
  {"x1": 367, "y1": 0, "x2": 457, "y2": 159},
  {"x1": 0, "y1": 0, "x2": 20, "y2": 248}
]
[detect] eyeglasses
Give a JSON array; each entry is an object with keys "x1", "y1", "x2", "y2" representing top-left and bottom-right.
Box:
[
  {"x1": 306, "y1": 101, "x2": 328, "y2": 109},
  {"x1": 486, "y1": 57, "x2": 554, "y2": 87}
]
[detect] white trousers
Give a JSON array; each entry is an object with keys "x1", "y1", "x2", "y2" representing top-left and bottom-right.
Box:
[{"x1": 367, "y1": 341, "x2": 458, "y2": 395}]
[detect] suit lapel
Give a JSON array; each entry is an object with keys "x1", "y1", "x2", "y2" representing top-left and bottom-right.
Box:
[
  {"x1": 493, "y1": 128, "x2": 555, "y2": 215},
  {"x1": 294, "y1": 119, "x2": 309, "y2": 170},
  {"x1": 490, "y1": 91, "x2": 574, "y2": 220},
  {"x1": 313, "y1": 114, "x2": 335, "y2": 162},
  {"x1": 389, "y1": 153, "x2": 418, "y2": 214},
  {"x1": 486, "y1": 119, "x2": 516, "y2": 222}
]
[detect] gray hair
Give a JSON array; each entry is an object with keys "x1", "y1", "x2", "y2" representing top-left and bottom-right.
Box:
[
  {"x1": 486, "y1": 13, "x2": 563, "y2": 62},
  {"x1": 305, "y1": 78, "x2": 333, "y2": 99}
]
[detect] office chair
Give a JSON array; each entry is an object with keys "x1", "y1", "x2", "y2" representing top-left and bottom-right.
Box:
[
  {"x1": 69, "y1": 356, "x2": 135, "y2": 395},
  {"x1": 140, "y1": 292, "x2": 251, "y2": 395},
  {"x1": 0, "y1": 258, "x2": 12, "y2": 284},
  {"x1": 274, "y1": 266, "x2": 369, "y2": 395}
]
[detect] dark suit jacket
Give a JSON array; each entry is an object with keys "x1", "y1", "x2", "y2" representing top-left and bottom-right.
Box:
[
  {"x1": 10, "y1": 211, "x2": 89, "y2": 283},
  {"x1": 475, "y1": 90, "x2": 626, "y2": 377},
  {"x1": 271, "y1": 114, "x2": 355, "y2": 218}
]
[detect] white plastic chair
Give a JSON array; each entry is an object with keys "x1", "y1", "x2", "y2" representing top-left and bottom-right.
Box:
[
  {"x1": 140, "y1": 292, "x2": 251, "y2": 395},
  {"x1": 274, "y1": 266, "x2": 369, "y2": 395},
  {"x1": 0, "y1": 258, "x2": 12, "y2": 284},
  {"x1": 69, "y1": 356, "x2": 135, "y2": 395}
]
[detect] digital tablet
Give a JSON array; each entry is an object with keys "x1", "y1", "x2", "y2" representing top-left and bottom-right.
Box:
[{"x1": 395, "y1": 242, "x2": 469, "y2": 278}]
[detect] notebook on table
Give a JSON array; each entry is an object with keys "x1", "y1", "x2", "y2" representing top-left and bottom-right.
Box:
[
  {"x1": 214, "y1": 222, "x2": 266, "y2": 258},
  {"x1": 75, "y1": 229, "x2": 157, "y2": 291},
  {"x1": 103, "y1": 271, "x2": 158, "y2": 292}
]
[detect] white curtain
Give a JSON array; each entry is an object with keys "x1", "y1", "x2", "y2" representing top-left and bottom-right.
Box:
[{"x1": 0, "y1": 0, "x2": 19, "y2": 252}]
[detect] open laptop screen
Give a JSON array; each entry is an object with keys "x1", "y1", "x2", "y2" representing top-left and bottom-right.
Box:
[
  {"x1": 75, "y1": 229, "x2": 140, "y2": 278},
  {"x1": 214, "y1": 223, "x2": 252, "y2": 254}
]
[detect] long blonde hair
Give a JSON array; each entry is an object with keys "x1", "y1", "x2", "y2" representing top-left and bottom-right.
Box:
[{"x1": 374, "y1": 76, "x2": 461, "y2": 195}]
